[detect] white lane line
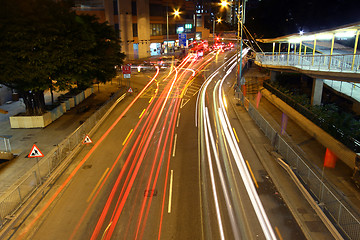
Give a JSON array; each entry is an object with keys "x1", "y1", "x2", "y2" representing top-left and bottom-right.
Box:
[
  {"x1": 176, "y1": 113, "x2": 181, "y2": 127},
  {"x1": 172, "y1": 133, "x2": 178, "y2": 157},
  {"x1": 168, "y1": 170, "x2": 174, "y2": 213}
]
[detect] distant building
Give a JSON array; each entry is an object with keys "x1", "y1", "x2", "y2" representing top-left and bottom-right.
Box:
[{"x1": 73, "y1": 0, "x2": 211, "y2": 59}]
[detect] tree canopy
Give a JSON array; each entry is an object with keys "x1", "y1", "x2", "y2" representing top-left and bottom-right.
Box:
[{"x1": 0, "y1": 0, "x2": 125, "y2": 115}]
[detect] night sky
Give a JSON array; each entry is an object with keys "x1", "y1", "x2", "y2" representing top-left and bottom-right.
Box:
[{"x1": 246, "y1": 0, "x2": 360, "y2": 39}]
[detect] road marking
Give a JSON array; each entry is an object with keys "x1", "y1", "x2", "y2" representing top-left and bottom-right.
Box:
[
  {"x1": 168, "y1": 170, "x2": 174, "y2": 213},
  {"x1": 275, "y1": 227, "x2": 283, "y2": 240},
  {"x1": 180, "y1": 99, "x2": 190, "y2": 108},
  {"x1": 149, "y1": 96, "x2": 154, "y2": 103},
  {"x1": 139, "y1": 109, "x2": 146, "y2": 118},
  {"x1": 176, "y1": 113, "x2": 181, "y2": 127},
  {"x1": 87, "y1": 168, "x2": 109, "y2": 202},
  {"x1": 172, "y1": 133, "x2": 177, "y2": 157},
  {"x1": 122, "y1": 129, "x2": 133, "y2": 145},
  {"x1": 232, "y1": 128, "x2": 239, "y2": 142},
  {"x1": 246, "y1": 160, "x2": 259, "y2": 188},
  {"x1": 101, "y1": 221, "x2": 112, "y2": 240}
]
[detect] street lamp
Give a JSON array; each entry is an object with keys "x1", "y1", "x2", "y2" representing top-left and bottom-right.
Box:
[
  {"x1": 166, "y1": 9, "x2": 181, "y2": 54},
  {"x1": 237, "y1": 0, "x2": 247, "y2": 90},
  {"x1": 213, "y1": 17, "x2": 222, "y2": 43}
]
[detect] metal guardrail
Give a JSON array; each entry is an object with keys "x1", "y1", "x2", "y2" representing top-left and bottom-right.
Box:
[
  {"x1": 0, "y1": 89, "x2": 127, "y2": 227},
  {"x1": 256, "y1": 52, "x2": 360, "y2": 74},
  {"x1": 236, "y1": 90, "x2": 360, "y2": 240}
]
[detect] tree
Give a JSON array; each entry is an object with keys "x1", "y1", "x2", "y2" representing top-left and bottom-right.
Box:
[{"x1": 0, "y1": 0, "x2": 125, "y2": 115}]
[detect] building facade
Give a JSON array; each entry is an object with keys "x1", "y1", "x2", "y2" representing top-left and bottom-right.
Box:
[{"x1": 73, "y1": 0, "x2": 210, "y2": 59}]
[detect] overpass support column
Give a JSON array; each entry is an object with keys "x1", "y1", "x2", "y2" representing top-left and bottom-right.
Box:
[
  {"x1": 311, "y1": 78, "x2": 324, "y2": 106},
  {"x1": 270, "y1": 71, "x2": 278, "y2": 83}
]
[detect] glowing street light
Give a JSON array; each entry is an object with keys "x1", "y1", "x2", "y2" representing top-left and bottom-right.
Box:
[
  {"x1": 220, "y1": 0, "x2": 229, "y2": 8},
  {"x1": 174, "y1": 9, "x2": 180, "y2": 17},
  {"x1": 167, "y1": 9, "x2": 181, "y2": 54},
  {"x1": 213, "y1": 17, "x2": 222, "y2": 43}
]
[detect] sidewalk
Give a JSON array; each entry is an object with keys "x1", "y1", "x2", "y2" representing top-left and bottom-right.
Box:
[
  {"x1": 244, "y1": 66, "x2": 360, "y2": 212},
  {"x1": 0, "y1": 81, "x2": 126, "y2": 194},
  {"x1": 238, "y1": 65, "x2": 360, "y2": 237}
]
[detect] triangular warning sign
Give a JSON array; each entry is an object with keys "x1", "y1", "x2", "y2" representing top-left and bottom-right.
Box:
[
  {"x1": 83, "y1": 135, "x2": 93, "y2": 144},
  {"x1": 128, "y1": 87, "x2": 133, "y2": 93},
  {"x1": 28, "y1": 144, "x2": 44, "y2": 158}
]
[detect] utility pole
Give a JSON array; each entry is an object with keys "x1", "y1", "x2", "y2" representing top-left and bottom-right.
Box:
[
  {"x1": 237, "y1": 0, "x2": 247, "y2": 90},
  {"x1": 213, "y1": 18, "x2": 215, "y2": 43},
  {"x1": 167, "y1": 9, "x2": 169, "y2": 54}
]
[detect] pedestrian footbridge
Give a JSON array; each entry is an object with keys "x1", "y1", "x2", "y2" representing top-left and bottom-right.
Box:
[{"x1": 254, "y1": 22, "x2": 360, "y2": 105}]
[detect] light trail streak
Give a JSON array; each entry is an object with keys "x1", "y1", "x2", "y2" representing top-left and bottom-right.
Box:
[
  {"x1": 197, "y1": 48, "x2": 277, "y2": 239},
  {"x1": 17, "y1": 66, "x2": 160, "y2": 240},
  {"x1": 70, "y1": 68, "x2": 162, "y2": 240},
  {"x1": 98, "y1": 62, "x2": 187, "y2": 240},
  {"x1": 216, "y1": 50, "x2": 277, "y2": 239},
  {"x1": 121, "y1": 57, "x2": 197, "y2": 238},
  {"x1": 203, "y1": 107, "x2": 225, "y2": 240}
]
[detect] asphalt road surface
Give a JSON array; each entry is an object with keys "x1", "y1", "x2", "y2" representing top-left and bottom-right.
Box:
[{"x1": 10, "y1": 50, "x2": 305, "y2": 240}]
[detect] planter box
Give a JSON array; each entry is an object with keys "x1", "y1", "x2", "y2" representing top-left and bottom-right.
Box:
[
  {"x1": 61, "y1": 102, "x2": 66, "y2": 112},
  {"x1": 84, "y1": 87, "x2": 93, "y2": 98},
  {"x1": 50, "y1": 105, "x2": 64, "y2": 121},
  {"x1": 10, "y1": 112, "x2": 52, "y2": 128},
  {"x1": 68, "y1": 97, "x2": 75, "y2": 108}
]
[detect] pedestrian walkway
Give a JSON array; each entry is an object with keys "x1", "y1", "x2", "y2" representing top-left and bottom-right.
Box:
[
  {"x1": 239, "y1": 65, "x2": 360, "y2": 238},
  {"x1": 229, "y1": 90, "x2": 335, "y2": 240},
  {"x1": 0, "y1": 81, "x2": 126, "y2": 194}
]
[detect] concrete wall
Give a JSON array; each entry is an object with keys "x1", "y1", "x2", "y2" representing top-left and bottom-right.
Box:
[
  {"x1": 262, "y1": 88, "x2": 356, "y2": 168},
  {"x1": 136, "y1": 0, "x2": 150, "y2": 59},
  {"x1": 118, "y1": 0, "x2": 134, "y2": 59},
  {"x1": 0, "y1": 85, "x2": 12, "y2": 105}
]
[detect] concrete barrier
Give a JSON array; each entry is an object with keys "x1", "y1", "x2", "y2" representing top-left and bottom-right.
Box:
[
  {"x1": 262, "y1": 88, "x2": 356, "y2": 168},
  {"x1": 10, "y1": 112, "x2": 52, "y2": 128},
  {"x1": 9, "y1": 87, "x2": 94, "y2": 129}
]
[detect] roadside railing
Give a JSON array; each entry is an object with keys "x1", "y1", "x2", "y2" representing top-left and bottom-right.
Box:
[
  {"x1": 236, "y1": 90, "x2": 360, "y2": 240},
  {"x1": 0, "y1": 89, "x2": 127, "y2": 227},
  {"x1": 256, "y1": 52, "x2": 360, "y2": 74}
]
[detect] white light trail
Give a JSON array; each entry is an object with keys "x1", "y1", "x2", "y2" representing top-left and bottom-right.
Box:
[{"x1": 198, "y1": 48, "x2": 277, "y2": 240}]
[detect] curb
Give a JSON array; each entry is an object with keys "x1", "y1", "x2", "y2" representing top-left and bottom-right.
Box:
[{"x1": 228, "y1": 90, "x2": 338, "y2": 240}]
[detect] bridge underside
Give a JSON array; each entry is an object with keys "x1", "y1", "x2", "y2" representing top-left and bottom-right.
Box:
[{"x1": 255, "y1": 61, "x2": 360, "y2": 83}]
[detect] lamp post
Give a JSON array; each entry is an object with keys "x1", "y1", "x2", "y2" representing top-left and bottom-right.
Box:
[
  {"x1": 166, "y1": 9, "x2": 180, "y2": 54},
  {"x1": 167, "y1": 10, "x2": 169, "y2": 54},
  {"x1": 213, "y1": 17, "x2": 215, "y2": 43},
  {"x1": 236, "y1": 0, "x2": 247, "y2": 90},
  {"x1": 213, "y1": 17, "x2": 222, "y2": 44}
]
